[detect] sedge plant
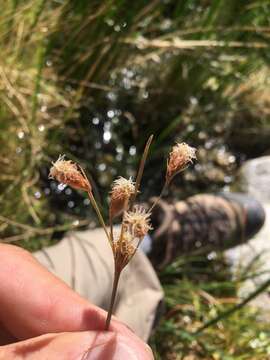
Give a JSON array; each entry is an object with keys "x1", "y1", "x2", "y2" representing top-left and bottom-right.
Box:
[{"x1": 49, "y1": 135, "x2": 196, "y2": 330}]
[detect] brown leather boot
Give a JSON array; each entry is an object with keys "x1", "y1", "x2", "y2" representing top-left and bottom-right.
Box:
[{"x1": 148, "y1": 193, "x2": 265, "y2": 269}]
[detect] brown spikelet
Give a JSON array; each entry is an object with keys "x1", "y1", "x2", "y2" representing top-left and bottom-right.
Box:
[
  {"x1": 114, "y1": 231, "x2": 135, "y2": 271},
  {"x1": 109, "y1": 177, "x2": 135, "y2": 218},
  {"x1": 124, "y1": 206, "x2": 152, "y2": 239},
  {"x1": 166, "y1": 142, "x2": 196, "y2": 183},
  {"x1": 49, "y1": 155, "x2": 91, "y2": 192}
]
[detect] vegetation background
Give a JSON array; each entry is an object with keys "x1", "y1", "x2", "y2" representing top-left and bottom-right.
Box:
[{"x1": 1, "y1": 0, "x2": 270, "y2": 358}]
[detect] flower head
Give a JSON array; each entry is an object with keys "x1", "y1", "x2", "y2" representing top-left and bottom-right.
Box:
[
  {"x1": 109, "y1": 177, "x2": 135, "y2": 218},
  {"x1": 166, "y1": 142, "x2": 196, "y2": 183},
  {"x1": 124, "y1": 205, "x2": 152, "y2": 238},
  {"x1": 49, "y1": 155, "x2": 90, "y2": 192},
  {"x1": 114, "y1": 231, "x2": 135, "y2": 270}
]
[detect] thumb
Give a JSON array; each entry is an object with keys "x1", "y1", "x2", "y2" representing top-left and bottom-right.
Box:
[{"x1": 0, "y1": 331, "x2": 153, "y2": 360}]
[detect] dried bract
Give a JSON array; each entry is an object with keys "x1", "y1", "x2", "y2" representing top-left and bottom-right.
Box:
[
  {"x1": 166, "y1": 142, "x2": 196, "y2": 183},
  {"x1": 124, "y1": 206, "x2": 152, "y2": 238},
  {"x1": 49, "y1": 155, "x2": 90, "y2": 192},
  {"x1": 110, "y1": 177, "x2": 135, "y2": 218}
]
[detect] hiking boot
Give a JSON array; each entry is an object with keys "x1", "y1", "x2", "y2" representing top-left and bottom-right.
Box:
[{"x1": 147, "y1": 193, "x2": 265, "y2": 269}]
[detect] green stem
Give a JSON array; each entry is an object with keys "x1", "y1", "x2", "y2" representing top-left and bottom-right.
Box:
[
  {"x1": 87, "y1": 191, "x2": 111, "y2": 245},
  {"x1": 195, "y1": 277, "x2": 270, "y2": 334},
  {"x1": 149, "y1": 181, "x2": 168, "y2": 212}
]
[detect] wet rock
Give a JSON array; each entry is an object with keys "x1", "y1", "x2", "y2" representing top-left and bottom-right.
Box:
[
  {"x1": 225, "y1": 156, "x2": 270, "y2": 310},
  {"x1": 234, "y1": 156, "x2": 270, "y2": 203}
]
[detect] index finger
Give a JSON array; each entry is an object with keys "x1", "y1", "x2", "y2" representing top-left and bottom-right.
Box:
[{"x1": 0, "y1": 244, "x2": 128, "y2": 340}]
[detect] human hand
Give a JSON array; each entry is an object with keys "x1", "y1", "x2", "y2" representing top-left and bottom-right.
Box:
[{"x1": 0, "y1": 244, "x2": 153, "y2": 359}]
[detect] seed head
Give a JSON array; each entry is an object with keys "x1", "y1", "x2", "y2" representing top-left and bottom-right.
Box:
[
  {"x1": 110, "y1": 177, "x2": 135, "y2": 218},
  {"x1": 166, "y1": 142, "x2": 196, "y2": 183},
  {"x1": 49, "y1": 155, "x2": 90, "y2": 192},
  {"x1": 114, "y1": 231, "x2": 135, "y2": 270},
  {"x1": 114, "y1": 231, "x2": 135, "y2": 260},
  {"x1": 124, "y1": 205, "x2": 152, "y2": 238}
]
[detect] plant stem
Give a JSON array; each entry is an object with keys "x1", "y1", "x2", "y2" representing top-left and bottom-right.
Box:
[
  {"x1": 105, "y1": 268, "x2": 121, "y2": 330},
  {"x1": 87, "y1": 190, "x2": 111, "y2": 245},
  {"x1": 195, "y1": 277, "x2": 270, "y2": 334},
  {"x1": 149, "y1": 181, "x2": 168, "y2": 212},
  {"x1": 130, "y1": 134, "x2": 153, "y2": 207},
  {"x1": 109, "y1": 211, "x2": 114, "y2": 239}
]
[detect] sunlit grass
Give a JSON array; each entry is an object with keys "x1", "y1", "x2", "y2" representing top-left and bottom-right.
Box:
[{"x1": 151, "y1": 253, "x2": 270, "y2": 359}]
